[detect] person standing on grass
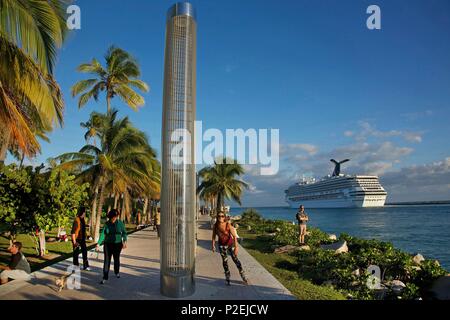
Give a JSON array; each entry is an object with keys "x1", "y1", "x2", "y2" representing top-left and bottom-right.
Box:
[
  {"x1": 71, "y1": 206, "x2": 90, "y2": 270},
  {"x1": 96, "y1": 209, "x2": 128, "y2": 284},
  {"x1": 0, "y1": 242, "x2": 31, "y2": 285},
  {"x1": 212, "y1": 211, "x2": 248, "y2": 286},
  {"x1": 155, "y1": 207, "x2": 161, "y2": 238},
  {"x1": 296, "y1": 205, "x2": 309, "y2": 245}
]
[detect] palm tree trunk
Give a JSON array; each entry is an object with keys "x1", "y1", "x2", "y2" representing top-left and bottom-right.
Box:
[
  {"x1": 107, "y1": 192, "x2": 112, "y2": 213},
  {"x1": 114, "y1": 193, "x2": 119, "y2": 209},
  {"x1": 90, "y1": 186, "x2": 99, "y2": 237},
  {"x1": 106, "y1": 94, "x2": 111, "y2": 114},
  {"x1": 121, "y1": 193, "x2": 126, "y2": 221},
  {"x1": 19, "y1": 152, "x2": 25, "y2": 168},
  {"x1": 0, "y1": 129, "x2": 11, "y2": 162},
  {"x1": 125, "y1": 194, "x2": 131, "y2": 223},
  {"x1": 94, "y1": 181, "x2": 106, "y2": 242},
  {"x1": 143, "y1": 197, "x2": 149, "y2": 224},
  {"x1": 216, "y1": 193, "x2": 223, "y2": 213}
]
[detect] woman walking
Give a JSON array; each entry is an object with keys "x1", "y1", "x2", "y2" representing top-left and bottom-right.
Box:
[
  {"x1": 96, "y1": 209, "x2": 128, "y2": 284},
  {"x1": 212, "y1": 211, "x2": 248, "y2": 285}
]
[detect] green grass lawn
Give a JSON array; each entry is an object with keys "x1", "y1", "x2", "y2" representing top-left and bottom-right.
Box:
[
  {"x1": 239, "y1": 229, "x2": 346, "y2": 300},
  {"x1": 0, "y1": 222, "x2": 139, "y2": 272}
]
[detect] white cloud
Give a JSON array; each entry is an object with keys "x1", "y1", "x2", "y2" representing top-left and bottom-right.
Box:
[
  {"x1": 403, "y1": 132, "x2": 423, "y2": 143},
  {"x1": 280, "y1": 143, "x2": 318, "y2": 155},
  {"x1": 381, "y1": 157, "x2": 450, "y2": 201},
  {"x1": 236, "y1": 121, "x2": 430, "y2": 206},
  {"x1": 350, "y1": 121, "x2": 423, "y2": 144}
]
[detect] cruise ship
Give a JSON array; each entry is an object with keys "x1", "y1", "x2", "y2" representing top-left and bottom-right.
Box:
[{"x1": 285, "y1": 159, "x2": 387, "y2": 208}]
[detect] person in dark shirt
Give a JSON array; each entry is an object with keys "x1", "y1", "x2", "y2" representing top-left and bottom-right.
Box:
[
  {"x1": 71, "y1": 206, "x2": 90, "y2": 270},
  {"x1": 154, "y1": 208, "x2": 161, "y2": 238},
  {"x1": 0, "y1": 242, "x2": 31, "y2": 284},
  {"x1": 296, "y1": 205, "x2": 309, "y2": 245}
]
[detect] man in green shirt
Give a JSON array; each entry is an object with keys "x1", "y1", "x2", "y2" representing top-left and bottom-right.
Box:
[{"x1": 96, "y1": 209, "x2": 127, "y2": 284}]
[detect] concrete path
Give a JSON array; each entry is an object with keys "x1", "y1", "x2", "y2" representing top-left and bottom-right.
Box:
[{"x1": 0, "y1": 215, "x2": 295, "y2": 300}]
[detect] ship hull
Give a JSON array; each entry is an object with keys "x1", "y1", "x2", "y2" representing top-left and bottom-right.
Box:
[{"x1": 287, "y1": 196, "x2": 386, "y2": 208}]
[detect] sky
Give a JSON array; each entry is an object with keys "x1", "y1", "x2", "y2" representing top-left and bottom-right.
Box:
[{"x1": 11, "y1": 0, "x2": 450, "y2": 206}]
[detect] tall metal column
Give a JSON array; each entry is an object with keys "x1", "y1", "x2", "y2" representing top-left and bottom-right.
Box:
[{"x1": 160, "y1": 2, "x2": 197, "y2": 298}]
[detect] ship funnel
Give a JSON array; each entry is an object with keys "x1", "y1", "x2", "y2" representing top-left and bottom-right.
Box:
[{"x1": 330, "y1": 159, "x2": 350, "y2": 176}]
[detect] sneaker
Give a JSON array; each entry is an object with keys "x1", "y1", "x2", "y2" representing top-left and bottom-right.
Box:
[
  {"x1": 116, "y1": 273, "x2": 120, "y2": 278},
  {"x1": 242, "y1": 277, "x2": 249, "y2": 285},
  {"x1": 100, "y1": 279, "x2": 107, "y2": 284},
  {"x1": 226, "y1": 279, "x2": 231, "y2": 286},
  {"x1": 83, "y1": 267, "x2": 91, "y2": 271}
]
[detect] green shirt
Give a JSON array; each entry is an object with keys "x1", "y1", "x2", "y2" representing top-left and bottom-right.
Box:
[{"x1": 98, "y1": 219, "x2": 128, "y2": 246}]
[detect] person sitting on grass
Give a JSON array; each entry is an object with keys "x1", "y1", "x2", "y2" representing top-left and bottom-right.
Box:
[{"x1": 0, "y1": 242, "x2": 31, "y2": 285}]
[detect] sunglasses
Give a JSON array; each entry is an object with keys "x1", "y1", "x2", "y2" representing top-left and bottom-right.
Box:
[{"x1": 218, "y1": 215, "x2": 225, "y2": 218}]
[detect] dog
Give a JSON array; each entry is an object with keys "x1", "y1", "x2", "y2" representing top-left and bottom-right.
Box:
[{"x1": 55, "y1": 273, "x2": 72, "y2": 292}]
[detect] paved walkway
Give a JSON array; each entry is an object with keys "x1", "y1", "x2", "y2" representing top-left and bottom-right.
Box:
[{"x1": 0, "y1": 215, "x2": 295, "y2": 300}]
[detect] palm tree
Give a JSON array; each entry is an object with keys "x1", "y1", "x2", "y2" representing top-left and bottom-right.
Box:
[
  {"x1": 0, "y1": 0, "x2": 67, "y2": 161},
  {"x1": 71, "y1": 46, "x2": 149, "y2": 113},
  {"x1": 197, "y1": 158, "x2": 249, "y2": 214},
  {"x1": 54, "y1": 110, "x2": 160, "y2": 241}
]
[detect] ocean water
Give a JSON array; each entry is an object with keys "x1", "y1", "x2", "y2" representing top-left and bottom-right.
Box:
[{"x1": 230, "y1": 205, "x2": 450, "y2": 271}]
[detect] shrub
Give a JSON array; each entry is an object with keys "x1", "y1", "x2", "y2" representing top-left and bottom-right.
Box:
[
  {"x1": 273, "y1": 222, "x2": 298, "y2": 246},
  {"x1": 305, "y1": 227, "x2": 332, "y2": 247},
  {"x1": 241, "y1": 208, "x2": 262, "y2": 224},
  {"x1": 411, "y1": 259, "x2": 447, "y2": 293},
  {"x1": 0, "y1": 164, "x2": 89, "y2": 254},
  {"x1": 237, "y1": 215, "x2": 447, "y2": 300}
]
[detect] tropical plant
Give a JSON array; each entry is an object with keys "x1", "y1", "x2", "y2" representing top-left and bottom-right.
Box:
[
  {"x1": 0, "y1": 163, "x2": 34, "y2": 242},
  {"x1": 71, "y1": 46, "x2": 149, "y2": 113},
  {"x1": 197, "y1": 157, "x2": 248, "y2": 213},
  {"x1": 0, "y1": 0, "x2": 67, "y2": 161},
  {"x1": 0, "y1": 163, "x2": 89, "y2": 256},
  {"x1": 53, "y1": 110, "x2": 160, "y2": 241},
  {"x1": 241, "y1": 208, "x2": 262, "y2": 224},
  {"x1": 33, "y1": 168, "x2": 89, "y2": 255}
]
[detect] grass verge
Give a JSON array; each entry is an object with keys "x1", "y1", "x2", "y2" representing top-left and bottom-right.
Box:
[
  {"x1": 239, "y1": 230, "x2": 346, "y2": 300},
  {"x1": 0, "y1": 223, "x2": 141, "y2": 272}
]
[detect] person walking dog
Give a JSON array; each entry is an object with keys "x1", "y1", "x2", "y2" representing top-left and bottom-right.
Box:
[{"x1": 71, "y1": 206, "x2": 90, "y2": 270}]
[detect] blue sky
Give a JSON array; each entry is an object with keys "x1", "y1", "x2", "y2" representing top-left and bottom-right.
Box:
[{"x1": 15, "y1": 0, "x2": 450, "y2": 206}]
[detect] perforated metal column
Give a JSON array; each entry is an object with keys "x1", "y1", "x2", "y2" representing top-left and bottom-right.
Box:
[{"x1": 160, "y1": 2, "x2": 197, "y2": 298}]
